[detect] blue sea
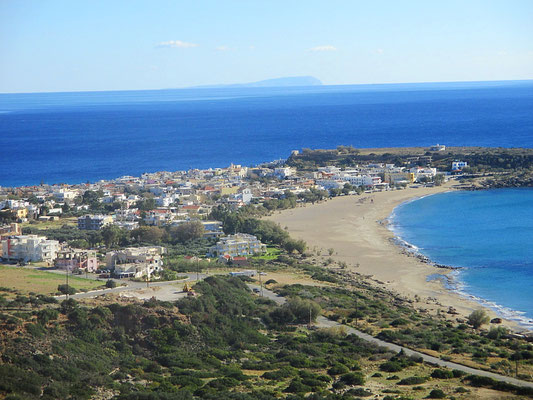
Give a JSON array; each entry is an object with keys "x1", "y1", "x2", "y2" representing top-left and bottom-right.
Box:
[
  {"x1": 1, "y1": 80, "x2": 533, "y2": 187},
  {"x1": 390, "y1": 189, "x2": 533, "y2": 328}
]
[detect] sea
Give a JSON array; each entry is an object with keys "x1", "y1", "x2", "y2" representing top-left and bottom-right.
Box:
[
  {"x1": 1, "y1": 80, "x2": 532, "y2": 187},
  {"x1": 390, "y1": 189, "x2": 533, "y2": 328},
  {"x1": 1, "y1": 80, "x2": 533, "y2": 325}
]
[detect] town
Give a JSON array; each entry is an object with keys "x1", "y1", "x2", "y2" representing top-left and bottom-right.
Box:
[{"x1": 0, "y1": 146, "x2": 463, "y2": 279}]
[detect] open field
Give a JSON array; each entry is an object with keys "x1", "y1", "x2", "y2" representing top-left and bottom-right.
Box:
[
  {"x1": 0, "y1": 264, "x2": 102, "y2": 296},
  {"x1": 21, "y1": 217, "x2": 77, "y2": 230}
]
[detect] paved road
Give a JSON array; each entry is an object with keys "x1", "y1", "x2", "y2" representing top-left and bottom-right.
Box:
[
  {"x1": 250, "y1": 284, "x2": 533, "y2": 389},
  {"x1": 60, "y1": 277, "x2": 533, "y2": 389}
]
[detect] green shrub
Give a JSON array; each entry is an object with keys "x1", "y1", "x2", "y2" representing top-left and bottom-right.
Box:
[
  {"x1": 284, "y1": 378, "x2": 311, "y2": 394},
  {"x1": 427, "y1": 389, "x2": 446, "y2": 398},
  {"x1": 327, "y1": 363, "x2": 349, "y2": 376},
  {"x1": 105, "y1": 279, "x2": 117, "y2": 288},
  {"x1": 380, "y1": 361, "x2": 403, "y2": 372},
  {"x1": 340, "y1": 372, "x2": 365, "y2": 386},
  {"x1": 397, "y1": 376, "x2": 428, "y2": 385},
  {"x1": 431, "y1": 369, "x2": 454, "y2": 379},
  {"x1": 347, "y1": 387, "x2": 373, "y2": 397}
]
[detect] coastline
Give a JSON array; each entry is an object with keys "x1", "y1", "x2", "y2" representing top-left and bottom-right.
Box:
[{"x1": 267, "y1": 182, "x2": 529, "y2": 333}]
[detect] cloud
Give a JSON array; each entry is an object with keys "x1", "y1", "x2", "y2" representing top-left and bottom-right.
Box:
[
  {"x1": 375, "y1": 48, "x2": 384, "y2": 55},
  {"x1": 215, "y1": 45, "x2": 230, "y2": 51},
  {"x1": 309, "y1": 45, "x2": 337, "y2": 52},
  {"x1": 157, "y1": 40, "x2": 198, "y2": 48}
]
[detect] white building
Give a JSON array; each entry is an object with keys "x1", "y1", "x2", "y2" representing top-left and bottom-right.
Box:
[
  {"x1": 273, "y1": 167, "x2": 293, "y2": 179},
  {"x1": 1, "y1": 235, "x2": 60, "y2": 263},
  {"x1": 106, "y1": 246, "x2": 166, "y2": 278},
  {"x1": 410, "y1": 167, "x2": 437, "y2": 181},
  {"x1": 53, "y1": 189, "x2": 78, "y2": 202},
  {"x1": 452, "y1": 161, "x2": 468, "y2": 171},
  {"x1": 315, "y1": 179, "x2": 345, "y2": 190},
  {"x1": 208, "y1": 234, "x2": 267, "y2": 258}
]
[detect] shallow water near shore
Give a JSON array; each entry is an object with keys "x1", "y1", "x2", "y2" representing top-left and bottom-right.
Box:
[{"x1": 390, "y1": 188, "x2": 533, "y2": 328}]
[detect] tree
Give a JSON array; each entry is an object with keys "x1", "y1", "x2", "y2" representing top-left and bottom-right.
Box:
[
  {"x1": 169, "y1": 221, "x2": 205, "y2": 243},
  {"x1": 105, "y1": 279, "x2": 117, "y2": 288},
  {"x1": 136, "y1": 197, "x2": 156, "y2": 211},
  {"x1": 433, "y1": 174, "x2": 445, "y2": 186},
  {"x1": 131, "y1": 226, "x2": 164, "y2": 244},
  {"x1": 101, "y1": 224, "x2": 123, "y2": 248},
  {"x1": 0, "y1": 209, "x2": 16, "y2": 223},
  {"x1": 57, "y1": 284, "x2": 77, "y2": 295},
  {"x1": 467, "y1": 309, "x2": 490, "y2": 330},
  {"x1": 284, "y1": 239, "x2": 306, "y2": 254}
]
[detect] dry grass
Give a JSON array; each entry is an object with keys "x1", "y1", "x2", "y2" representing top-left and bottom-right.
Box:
[
  {"x1": 0, "y1": 264, "x2": 101, "y2": 296},
  {"x1": 21, "y1": 217, "x2": 77, "y2": 230}
]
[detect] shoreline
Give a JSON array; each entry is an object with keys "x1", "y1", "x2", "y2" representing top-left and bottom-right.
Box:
[{"x1": 267, "y1": 182, "x2": 531, "y2": 333}]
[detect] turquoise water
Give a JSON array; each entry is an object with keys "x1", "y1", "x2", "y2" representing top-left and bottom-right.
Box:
[{"x1": 390, "y1": 189, "x2": 533, "y2": 328}]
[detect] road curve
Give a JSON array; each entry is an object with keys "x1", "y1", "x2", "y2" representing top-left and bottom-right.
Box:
[{"x1": 251, "y1": 284, "x2": 533, "y2": 389}]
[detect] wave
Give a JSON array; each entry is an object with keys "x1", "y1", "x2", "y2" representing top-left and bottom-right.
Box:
[{"x1": 388, "y1": 194, "x2": 533, "y2": 330}]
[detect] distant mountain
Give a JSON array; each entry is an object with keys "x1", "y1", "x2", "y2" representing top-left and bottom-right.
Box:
[{"x1": 191, "y1": 76, "x2": 322, "y2": 89}]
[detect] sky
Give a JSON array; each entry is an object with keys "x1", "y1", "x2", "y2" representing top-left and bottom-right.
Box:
[{"x1": 1, "y1": 0, "x2": 532, "y2": 93}]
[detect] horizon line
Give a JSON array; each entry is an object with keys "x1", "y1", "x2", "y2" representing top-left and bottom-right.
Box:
[{"x1": 1, "y1": 78, "x2": 532, "y2": 95}]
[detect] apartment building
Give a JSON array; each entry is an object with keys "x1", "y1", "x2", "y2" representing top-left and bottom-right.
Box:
[
  {"x1": 1, "y1": 235, "x2": 60, "y2": 263},
  {"x1": 105, "y1": 246, "x2": 166, "y2": 278},
  {"x1": 55, "y1": 248, "x2": 98, "y2": 272},
  {"x1": 208, "y1": 233, "x2": 266, "y2": 258},
  {"x1": 77, "y1": 214, "x2": 113, "y2": 230}
]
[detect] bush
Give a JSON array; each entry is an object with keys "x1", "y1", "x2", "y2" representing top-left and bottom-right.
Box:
[
  {"x1": 347, "y1": 388, "x2": 373, "y2": 397},
  {"x1": 57, "y1": 284, "x2": 77, "y2": 295},
  {"x1": 105, "y1": 279, "x2": 117, "y2": 288},
  {"x1": 467, "y1": 309, "x2": 490, "y2": 329},
  {"x1": 427, "y1": 389, "x2": 446, "y2": 398},
  {"x1": 327, "y1": 364, "x2": 349, "y2": 376},
  {"x1": 380, "y1": 361, "x2": 403, "y2": 372},
  {"x1": 37, "y1": 308, "x2": 59, "y2": 325},
  {"x1": 431, "y1": 369, "x2": 454, "y2": 379},
  {"x1": 397, "y1": 376, "x2": 428, "y2": 385},
  {"x1": 339, "y1": 372, "x2": 365, "y2": 386},
  {"x1": 284, "y1": 378, "x2": 311, "y2": 394}
]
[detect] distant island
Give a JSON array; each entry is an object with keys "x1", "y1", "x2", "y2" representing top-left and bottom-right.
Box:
[{"x1": 190, "y1": 75, "x2": 323, "y2": 89}]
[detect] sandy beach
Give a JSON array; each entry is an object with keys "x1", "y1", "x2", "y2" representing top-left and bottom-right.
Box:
[{"x1": 267, "y1": 182, "x2": 526, "y2": 332}]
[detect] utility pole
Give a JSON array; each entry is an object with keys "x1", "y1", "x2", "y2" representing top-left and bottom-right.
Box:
[
  {"x1": 196, "y1": 256, "x2": 199, "y2": 281},
  {"x1": 308, "y1": 306, "x2": 312, "y2": 329},
  {"x1": 65, "y1": 266, "x2": 69, "y2": 300},
  {"x1": 258, "y1": 271, "x2": 263, "y2": 297}
]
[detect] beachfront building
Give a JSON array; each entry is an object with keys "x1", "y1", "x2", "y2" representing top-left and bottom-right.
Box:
[
  {"x1": 409, "y1": 167, "x2": 437, "y2": 182},
  {"x1": 208, "y1": 233, "x2": 267, "y2": 258},
  {"x1": 55, "y1": 248, "x2": 98, "y2": 272},
  {"x1": 77, "y1": 214, "x2": 113, "y2": 230},
  {"x1": 1, "y1": 235, "x2": 60, "y2": 263},
  {"x1": 315, "y1": 179, "x2": 345, "y2": 190},
  {"x1": 105, "y1": 246, "x2": 166, "y2": 278}
]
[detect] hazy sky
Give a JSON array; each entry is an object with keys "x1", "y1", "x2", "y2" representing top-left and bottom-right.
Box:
[{"x1": 1, "y1": 0, "x2": 532, "y2": 93}]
